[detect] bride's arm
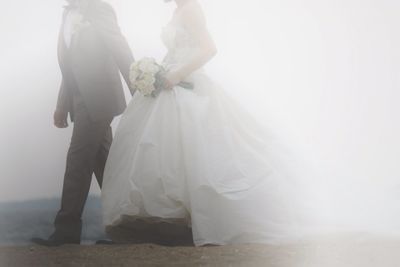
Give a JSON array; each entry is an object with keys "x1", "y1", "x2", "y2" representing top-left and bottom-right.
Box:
[{"x1": 164, "y1": 1, "x2": 217, "y2": 87}]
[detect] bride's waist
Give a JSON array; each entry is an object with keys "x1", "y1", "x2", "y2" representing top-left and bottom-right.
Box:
[
  {"x1": 163, "y1": 50, "x2": 197, "y2": 65},
  {"x1": 162, "y1": 62, "x2": 205, "y2": 78}
]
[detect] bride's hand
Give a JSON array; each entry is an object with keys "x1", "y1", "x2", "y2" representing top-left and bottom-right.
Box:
[{"x1": 163, "y1": 71, "x2": 182, "y2": 90}]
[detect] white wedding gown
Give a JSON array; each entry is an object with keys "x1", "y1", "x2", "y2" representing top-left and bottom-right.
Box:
[{"x1": 101, "y1": 19, "x2": 319, "y2": 246}]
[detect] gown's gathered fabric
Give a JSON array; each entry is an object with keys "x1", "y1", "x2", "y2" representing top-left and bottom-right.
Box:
[{"x1": 101, "y1": 20, "x2": 320, "y2": 246}]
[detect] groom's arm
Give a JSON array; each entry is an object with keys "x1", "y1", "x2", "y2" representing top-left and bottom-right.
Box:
[
  {"x1": 54, "y1": 79, "x2": 71, "y2": 128},
  {"x1": 91, "y1": 2, "x2": 135, "y2": 95}
]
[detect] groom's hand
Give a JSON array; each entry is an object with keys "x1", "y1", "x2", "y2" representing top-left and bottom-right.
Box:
[{"x1": 54, "y1": 109, "x2": 69, "y2": 128}]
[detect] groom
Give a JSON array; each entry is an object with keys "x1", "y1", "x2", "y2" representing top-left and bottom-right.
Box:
[{"x1": 32, "y1": 0, "x2": 134, "y2": 246}]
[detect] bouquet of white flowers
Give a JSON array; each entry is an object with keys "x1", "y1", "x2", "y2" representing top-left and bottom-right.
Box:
[{"x1": 129, "y1": 58, "x2": 194, "y2": 98}]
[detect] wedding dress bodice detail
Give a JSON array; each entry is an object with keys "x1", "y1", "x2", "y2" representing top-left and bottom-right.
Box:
[{"x1": 161, "y1": 21, "x2": 202, "y2": 71}]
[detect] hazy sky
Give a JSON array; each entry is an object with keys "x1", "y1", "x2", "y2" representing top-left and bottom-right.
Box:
[{"x1": 0, "y1": 0, "x2": 399, "y2": 213}]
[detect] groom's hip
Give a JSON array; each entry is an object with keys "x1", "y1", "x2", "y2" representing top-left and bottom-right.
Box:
[
  {"x1": 66, "y1": 103, "x2": 113, "y2": 187},
  {"x1": 67, "y1": 74, "x2": 126, "y2": 122}
]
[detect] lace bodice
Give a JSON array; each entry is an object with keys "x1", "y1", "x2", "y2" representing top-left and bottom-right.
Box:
[{"x1": 161, "y1": 20, "x2": 201, "y2": 70}]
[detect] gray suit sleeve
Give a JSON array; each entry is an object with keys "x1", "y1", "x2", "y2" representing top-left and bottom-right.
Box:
[
  {"x1": 91, "y1": 2, "x2": 135, "y2": 95},
  {"x1": 56, "y1": 79, "x2": 72, "y2": 113}
]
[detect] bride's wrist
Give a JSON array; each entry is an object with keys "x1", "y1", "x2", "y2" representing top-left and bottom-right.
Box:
[
  {"x1": 173, "y1": 70, "x2": 184, "y2": 82},
  {"x1": 179, "y1": 73, "x2": 190, "y2": 84},
  {"x1": 172, "y1": 71, "x2": 184, "y2": 84}
]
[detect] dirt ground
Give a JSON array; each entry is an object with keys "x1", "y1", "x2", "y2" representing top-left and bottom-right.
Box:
[{"x1": 1, "y1": 234, "x2": 399, "y2": 267}]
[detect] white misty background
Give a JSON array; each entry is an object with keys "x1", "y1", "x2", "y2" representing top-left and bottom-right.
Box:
[{"x1": 0, "y1": 0, "x2": 399, "y2": 238}]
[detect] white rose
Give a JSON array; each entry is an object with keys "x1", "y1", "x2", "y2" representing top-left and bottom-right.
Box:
[
  {"x1": 130, "y1": 61, "x2": 141, "y2": 74},
  {"x1": 135, "y1": 80, "x2": 147, "y2": 93},
  {"x1": 129, "y1": 69, "x2": 141, "y2": 84},
  {"x1": 144, "y1": 85, "x2": 156, "y2": 96},
  {"x1": 129, "y1": 62, "x2": 145, "y2": 87},
  {"x1": 138, "y1": 58, "x2": 160, "y2": 74},
  {"x1": 141, "y1": 73, "x2": 156, "y2": 85},
  {"x1": 136, "y1": 78, "x2": 155, "y2": 96}
]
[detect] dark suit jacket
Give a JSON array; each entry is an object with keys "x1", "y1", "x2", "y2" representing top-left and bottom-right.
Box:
[{"x1": 57, "y1": 0, "x2": 134, "y2": 121}]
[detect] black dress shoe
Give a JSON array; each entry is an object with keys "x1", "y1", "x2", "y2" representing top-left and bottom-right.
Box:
[{"x1": 31, "y1": 237, "x2": 80, "y2": 247}]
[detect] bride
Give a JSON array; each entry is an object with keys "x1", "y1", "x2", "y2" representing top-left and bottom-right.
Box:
[{"x1": 101, "y1": 0, "x2": 316, "y2": 246}]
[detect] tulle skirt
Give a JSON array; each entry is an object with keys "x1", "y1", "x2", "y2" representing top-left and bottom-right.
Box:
[{"x1": 101, "y1": 71, "x2": 319, "y2": 246}]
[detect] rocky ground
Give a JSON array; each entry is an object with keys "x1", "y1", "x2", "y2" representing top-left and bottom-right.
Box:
[{"x1": 1, "y1": 234, "x2": 399, "y2": 267}]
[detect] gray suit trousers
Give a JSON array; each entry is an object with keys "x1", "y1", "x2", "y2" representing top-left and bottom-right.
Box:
[{"x1": 54, "y1": 91, "x2": 113, "y2": 240}]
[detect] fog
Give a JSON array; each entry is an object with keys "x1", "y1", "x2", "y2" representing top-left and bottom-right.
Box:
[{"x1": 0, "y1": 0, "x2": 399, "y2": 233}]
